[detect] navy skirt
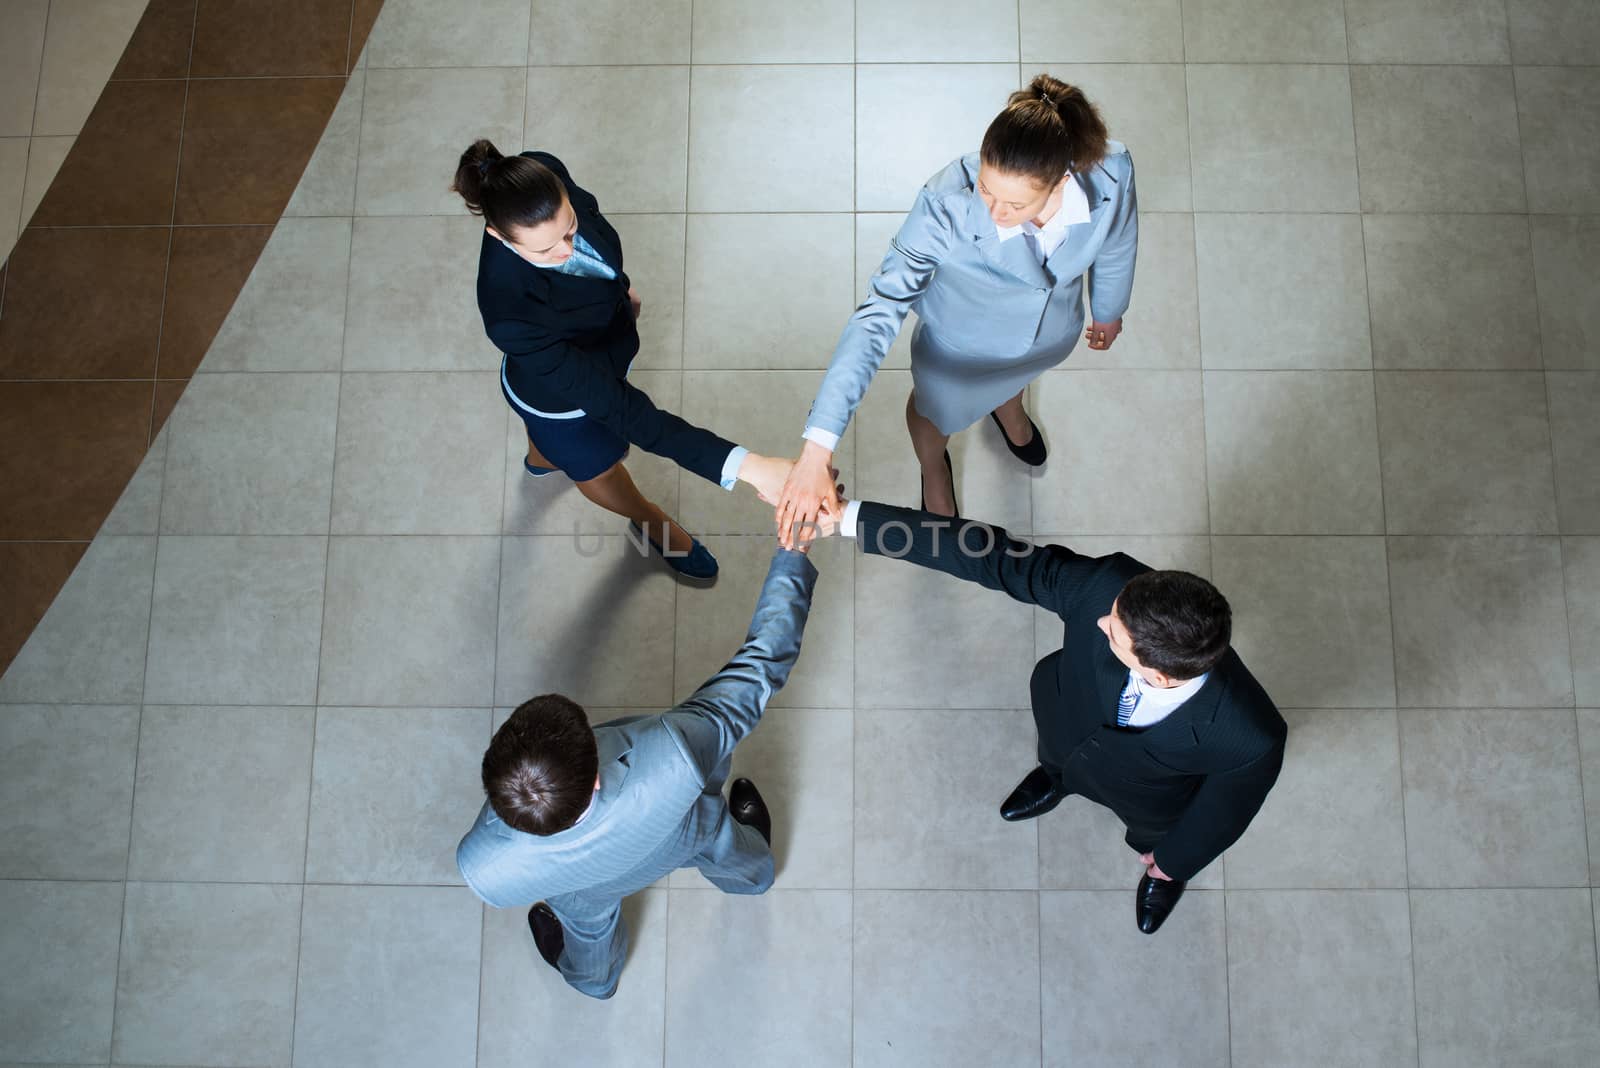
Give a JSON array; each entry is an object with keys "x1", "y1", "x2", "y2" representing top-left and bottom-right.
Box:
[{"x1": 501, "y1": 357, "x2": 628, "y2": 482}]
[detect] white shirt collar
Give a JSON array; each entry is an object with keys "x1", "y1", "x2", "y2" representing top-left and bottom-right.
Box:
[
  {"x1": 994, "y1": 175, "x2": 1091, "y2": 243},
  {"x1": 1129, "y1": 670, "x2": 1208, "y2": 705}
]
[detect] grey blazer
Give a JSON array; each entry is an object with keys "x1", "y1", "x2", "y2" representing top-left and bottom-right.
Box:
[
  {"x1": 456, "y1": 550, "x2": 818, "y2": 907},
  {"x1": 806, "y1": 146, "x2": 1138, "y2": 439}
]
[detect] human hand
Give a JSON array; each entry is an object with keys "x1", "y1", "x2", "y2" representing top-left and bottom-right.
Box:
[
  {"x1": 737, "y1": 453, "x2": 795, "y2": 505},
  {"x1": 775, "y1": 441, "x2": 840, "y2": 550},
  {"x1": 1138, "y1": 852, "x2": 1172, "y2": 881},
  {"x1": 811, "y1": 484, "x2": 849, "y2": 539},
  {"x1": 1084, "y1": 318, "x2": 1123, "y2": 350},
  {"x1": 628, "y1": 287, "x2": 642, "y2": 320}
]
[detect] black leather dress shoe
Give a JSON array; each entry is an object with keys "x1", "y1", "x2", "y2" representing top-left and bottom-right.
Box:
[
  {"x1": 1135, "y1": 874, "x2": 1187, "y2": 934},
  {"x1": 920, "y1": 449, "x2": 958, "y2": 517},
  {"x1": 527, "y1": 902, "x2": 565, "y2": 970},
  {"x1": 990, "y1": 411, "x2": 1047, "y2": 467},
  {"x1": 1000, "y1": 766, "x2": 1069, "y2": 822},
  {"x1": 729, "y1": 777, "x2": 772, "y2": 845}
]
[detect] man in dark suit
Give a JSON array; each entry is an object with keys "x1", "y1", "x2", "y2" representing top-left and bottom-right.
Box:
[{"x1": 817, "y1": 498, "x2": 1286, "y2": 933}]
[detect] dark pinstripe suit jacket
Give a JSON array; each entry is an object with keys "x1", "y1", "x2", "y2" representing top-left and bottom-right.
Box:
[{"x1": 855, "y1": 501, "x2": 1286, "y2": 881}]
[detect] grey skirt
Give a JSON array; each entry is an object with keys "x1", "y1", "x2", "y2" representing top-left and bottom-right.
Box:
[{"x1": 908, "y1": 319, "x2": 1078, "y2": 435}]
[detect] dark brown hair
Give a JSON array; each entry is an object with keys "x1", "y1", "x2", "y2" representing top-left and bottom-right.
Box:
[
  {"x1": 482, "y1": 694, "x2": 598, "y2": 836},
  {"x1": 980, "y1": 73, "x2": 1109, "y2": 188},
  {"x1": 451, "y1": 139, "x2": 566, "y2": 237},
  {"x1": 1116, "y1": 571, "x2": 1232, "y2": 680}
]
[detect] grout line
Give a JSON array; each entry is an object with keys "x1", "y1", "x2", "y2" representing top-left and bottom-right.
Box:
[
  {"x1": 104, "y1": 5, "x2": 201, "y2": 1050},
  {"x1": 344, "y1": 0, "x2": 357, "y2": 75},
  {"x1": 28, "y1": 207, "x2": 1600, "y2": 227},
  {"x1": 288, "y1": 707, "x2": 320, "y2": 1067},
  {"x1": 661, "y1": 9, "x2": 694, "y2": 1062},
  {"x1": 475, "y1": 894, "x2": 489, "y2": 1068},
  {"x1": 1020, "y1": 11, "x2": 1045, "y2": 1065},
  {"x1": 1346, "y1": 0, "x2": 1426, "y2": 1032},
  {"x1": 286, "y1": 52, "x2": 368, "y2": 1062},
  {"x1": 8, "y1": 872, "x2": 1590, "y2": 890},
  {"x1": 24, "y1": 0, "x2": 50, "y2": 139},
  {"x1": 347, "y1": 58, "x2": 1600, "y2": 71}
]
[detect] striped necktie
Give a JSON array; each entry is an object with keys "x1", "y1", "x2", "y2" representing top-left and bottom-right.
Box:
[{"x1": 1117, "y1": 676, "x2": 1141, "y2": 727}]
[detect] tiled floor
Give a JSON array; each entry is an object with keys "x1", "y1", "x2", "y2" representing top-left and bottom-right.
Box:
[
  {"x1": 3, "y1": 0, "x2": 1600, "y2": 1065},
  {"x1": 0, "y1": 0, "x2": 380, "y2": 673}
]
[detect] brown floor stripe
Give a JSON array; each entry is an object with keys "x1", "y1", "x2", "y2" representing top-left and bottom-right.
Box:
[{"x1": 0, "y1": 0, "x2": 384, "y2": 676}]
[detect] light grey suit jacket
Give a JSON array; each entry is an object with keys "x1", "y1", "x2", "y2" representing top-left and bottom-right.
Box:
[
  {"x1": 805, "y1": 146, "x2": 1138, "y2": 440},
  {"x1": 456, "y1": 550, "x2": 818, "y2": 908}
]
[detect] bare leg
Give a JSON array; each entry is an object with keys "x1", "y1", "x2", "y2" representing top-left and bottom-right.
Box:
[
  {"x1": 574, "y1": 461, "x2": 696, "y2": 554},
  {"x1": 990, "y1": 389, "x2": 1035, "y2": 447},
  {"x1": 525, "y1": 434, "x2": 555, "y2": 470},
  {"x1": 905, "y1": 390, "x2": 955, "y2": 516}
]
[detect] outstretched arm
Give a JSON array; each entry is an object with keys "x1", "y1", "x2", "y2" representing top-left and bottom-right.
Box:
[
  {"x1": 850, "y1": 500, "x2": 1112, "y2": 620},
  {"x1": 663, "y1": 549, "x2": 819, "y2": 779},
  {"x1": 778, "y1": 186, "x2": 957, "y2": 546}
]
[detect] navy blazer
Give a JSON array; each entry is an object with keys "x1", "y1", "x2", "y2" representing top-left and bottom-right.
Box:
[
  {"x1": 476, "y1": 152, "x2": 736, "y2": 485},
  {"x1": 855, "y1": 502, "x2": 1286, "y2": 882}
]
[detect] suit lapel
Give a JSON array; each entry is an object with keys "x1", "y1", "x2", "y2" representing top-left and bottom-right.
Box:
[
  {"x1": 1136, "y1": 671, "x2": 1225, "y2": 753},
  {"x1": 964, "y1": 188, "x2": 1054, "y2": 289},
  {"x1": 1044, "y1": 169, "x2": 1113, "y2": 275},
  {"x1": 575, "y1": 209, "x2": 622, "y2": 271},
  {"x1": 1093, "y1": 644, "x2": 1129, "y2": 726}
]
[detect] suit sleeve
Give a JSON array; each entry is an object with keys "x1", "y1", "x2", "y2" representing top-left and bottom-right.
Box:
[
  {"x1": 1087, "y1": 156, "x2": 1138, "y2": 324},
  {"x1": 1150, "y1": 726, "x2": 1286, "y2": 882},
  {"x1": 490, "y1": 315, "x2": 737, "y2": 486},
  {"x1": 855, "y1": 501, "x2": 1110, "y2": 620},
  {"x1": 804, "y1": 187, "x2": 957, "y2": 441},
  {"x1": 663, "y1": 550, "x2": 819, "y2": 781}
]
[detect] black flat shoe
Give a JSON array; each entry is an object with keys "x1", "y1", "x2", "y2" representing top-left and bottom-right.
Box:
[
  {"x1": 528, "y1": 902, "x2": 565, "y2": 970},
  {"x1": 1135, "y1": 874, "x2": 1187, "y2": 934},
  {"x1": 729, "y1": 777, "x2": 772, "y2": 846},
  {"x1": 990, "y1": 411, "x2": 1047, "y2": 467},
  {"x1": 919, "y1": 449, "x2": 958, "y2": 517},
  {"x1": 1000, "y1": 766, "x2": 1069, "y2": 822}
]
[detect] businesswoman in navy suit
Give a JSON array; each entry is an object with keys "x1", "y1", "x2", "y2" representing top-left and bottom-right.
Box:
[
  {"x1": 454, "y1": 140, "x2": 792, "y2": 579},
  {"x1": 776, "y1": 75, "x2": 1138, "y2": 538}
]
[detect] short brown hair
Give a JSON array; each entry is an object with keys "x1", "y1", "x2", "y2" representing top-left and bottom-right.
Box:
[
  {"x1": 980, "y1": 73, "x2": 1110, "y2": 188},
  {"x1": 1117, "y1": 571, "x2": 1232, "y2": 680},
  {"x1": 482, "y1": 694, "x2": 598, "y2": 836}
]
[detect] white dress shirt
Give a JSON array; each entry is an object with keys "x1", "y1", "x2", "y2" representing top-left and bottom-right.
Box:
[
  {"x1": 1117, "y1": 669, "x2": 1208, "y2": 728},
  {"x1": 994, "y1": 176, "x2": 1091, "y2": 263}
]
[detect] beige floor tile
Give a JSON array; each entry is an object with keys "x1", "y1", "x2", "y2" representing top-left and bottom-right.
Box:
[
  {"x1": 691, "y1": 0, "x2": 852, "y2": 63},
  {"x1": 32, "y1": 0, "x2": 147, "y2": 136},
  {"x1": 1182, "y1": 0, "x2": 1349, "y2": 62},
  {"x1": 0, "y1": 0, "x2": 48, "y2": 137}
]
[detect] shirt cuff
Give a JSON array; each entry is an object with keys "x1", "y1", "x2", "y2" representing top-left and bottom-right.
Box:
[
  {"x1": 719, "y1": 446, "x2": 749, "y2": 491},
  {"x1": 802, "y1": 425, "x2": 841, "y2": 452},
  {"x1": 840, "y1": 499, "x2": 863, "y2": 539}
]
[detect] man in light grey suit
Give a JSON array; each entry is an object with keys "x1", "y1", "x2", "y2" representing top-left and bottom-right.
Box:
[{"x1": 456, "y1": 545, "x2": 818, "y2": 999}]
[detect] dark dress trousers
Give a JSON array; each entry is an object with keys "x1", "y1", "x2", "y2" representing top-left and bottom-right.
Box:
[
  {"x1": 855, "y1": 502, "x2": 1287, "y2": 882},
  {"x1": 476, "y1": 151, "x2": 736, "y2": 485}
]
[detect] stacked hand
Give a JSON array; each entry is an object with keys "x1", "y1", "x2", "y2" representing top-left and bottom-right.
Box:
[{"x1": 774, "y1": 441, "x2": 842, "y2": 550}]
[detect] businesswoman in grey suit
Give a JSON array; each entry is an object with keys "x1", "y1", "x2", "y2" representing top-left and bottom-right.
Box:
[
  {"x1": 455, "y1": 141, "x2": 793, "y2": 579},
  {"x1": 777, "y1": 74, "x2": 1137, "y2": 536}
]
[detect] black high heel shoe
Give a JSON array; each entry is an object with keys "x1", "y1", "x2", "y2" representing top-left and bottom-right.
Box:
[
  {"x1": 990, "y1": 411, "x2": 1047, "y2": 467},
  {"x1": 920, "y1": 449, "x2": 958, "y2": 517}
]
